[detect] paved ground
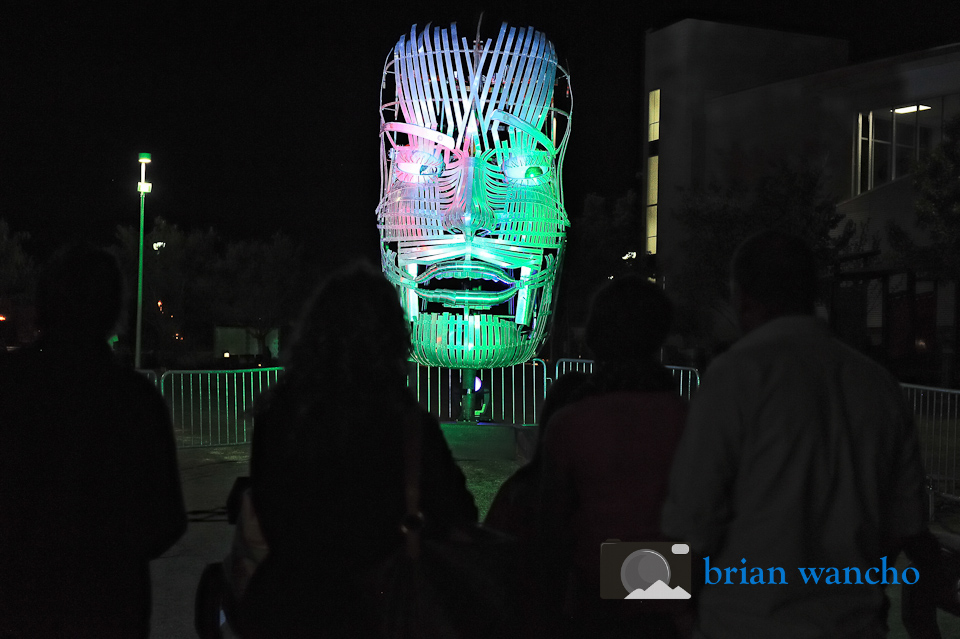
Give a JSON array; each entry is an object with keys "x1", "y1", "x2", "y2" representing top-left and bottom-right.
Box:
[
  {"x1": 151, "y1": 446, "x2": 248, "y2": 639},
  {"x1": 149, "y1": 428, "x2": 960, "y2": 638}
]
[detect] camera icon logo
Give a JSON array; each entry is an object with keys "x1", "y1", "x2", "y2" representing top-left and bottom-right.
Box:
[{"x1": 600, "y1": 541, "x2": 692, "y2": 600}]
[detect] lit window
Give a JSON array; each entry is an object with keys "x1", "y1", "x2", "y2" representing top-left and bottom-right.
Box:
[
  {"x1": 646, "y1": 89, "x2": 661, "y2": 260},
  {"x1": 648, "y1": 89, "x2": 660, "y2": 142},
  {"x1": 646, "y1": 206, "x2": 658, "y2": 254},
  {"x1": 856, "y1": 96, "x2": 948, "y2": 195},
  {"x1": 647, "y1": 155, "x2": 658, "y2": 255},
  {"x1": 647, "y1": 156, "x2": 659, "y2": 206}
]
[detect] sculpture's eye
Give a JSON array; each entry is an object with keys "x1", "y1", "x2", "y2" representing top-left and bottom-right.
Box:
[
  {"x1": 395, "y1": 148, "x2": 445, "y2": 183},
  {"x1": 502, "y1": 154, "x2": 551, "y2": 185}
]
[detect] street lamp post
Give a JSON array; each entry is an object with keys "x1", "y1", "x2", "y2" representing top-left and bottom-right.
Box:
[{"x1": 135, "y1": 152, "x2": 153, "y2": 369}]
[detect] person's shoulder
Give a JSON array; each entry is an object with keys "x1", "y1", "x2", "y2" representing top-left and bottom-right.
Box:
[
  {"x1": 591, "y1": 388, "x2": 686, "y2": 407},
  {"x1": 94, "y1": 361, "x2": 169, "y2": 418},
  {"x1": 704, "y1": 318, "x2": 825, "y2": 376},
  {"x1": 829, "y1": 336, "x2": 903, "y2": 391},
  {"x1": 699, "y1": 346, "x2": 759, "y2": 384},
  {"x1": 546, "y1": 395, "x2": 590, "y2": 423},
  {"x1": 550, "y1": 389, "x2": 686, "y2": 423},
  {"x1": 112, "y1": 363, "x2": 163, "y2": 395},
  {"x1": 417, "y1": 402, "x2": 440, "y2": 424}
]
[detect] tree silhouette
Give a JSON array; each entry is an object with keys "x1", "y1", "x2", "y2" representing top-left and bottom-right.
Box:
[
  {"x1": 554, "y1": 190, "x2": 642, "y2": 356},
  {"x1": 0, "y1": 219, "x2": 36, "y2": 346},
  {"x1": 115, "y1": 219, "x2": 309, "y2": 364},
  {"x1": 888, "y1": 113, "x2": 960, "y2": 280},
  {"x1": 207, "y1": 233, "x2": 307, "y2": 360},
  {"x1": 114, "y1": 218, "x2": 219, "y2": 361},
  {"x1": 0, "y1": 219, "x2": 35, "y2": 303},
  {"x1": 673, "y1": 159, "x2": 862, "y2": 341}
]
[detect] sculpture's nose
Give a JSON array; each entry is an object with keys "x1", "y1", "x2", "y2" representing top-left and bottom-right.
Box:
[{"x1": 445, "y1": 156, "x2": 491, "y2": 235}]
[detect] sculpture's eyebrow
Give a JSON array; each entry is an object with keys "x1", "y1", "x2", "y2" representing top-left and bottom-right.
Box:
[
  {"x1": 381, "y1": 122, "x2": 456, "y2": 150},
  {"x1": 491, "y1": 110, "x2": 555, "y2": 155}
]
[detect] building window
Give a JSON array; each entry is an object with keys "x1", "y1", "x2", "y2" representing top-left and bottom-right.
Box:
[
  {"x1": 855, "y1": 95, "x2": 958, "y2": 195},
  {"x1": 646, "y1": 156, "x2": 658, "y2": 254},
  {"x1": 648, "y1": 89, "x2": 660, "y2": 142},
  {"x1": 647, "y1": 90, "x2": 660, "y2": 255}
]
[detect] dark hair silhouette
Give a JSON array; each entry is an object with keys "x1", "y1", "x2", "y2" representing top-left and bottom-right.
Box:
[
  {"x1": 584, "y1": 273, "x2": 672, "y2": 362},
  {"x1": 282, "y1": 261, "x2": 410, "y2": 384},
  {"x1": 731, "y1": 230, "x2": 818, "y2": 315},
  {"x1": 36, "y1": 243, "x2": 124, "y2": 341},
  {"x1": 263, "y1": 261, "x2": 412, "y2": 451},
  {"x1": 579, "y1": 273, "x2": 675, "y2": 395}
]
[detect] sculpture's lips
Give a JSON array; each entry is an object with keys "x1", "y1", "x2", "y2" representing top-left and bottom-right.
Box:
[{"x1": 415, "y1": 262, "x2": 517, "y2": 308}]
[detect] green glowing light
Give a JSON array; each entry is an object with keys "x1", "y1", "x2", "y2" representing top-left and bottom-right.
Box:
[{"x1": 378, "y1": 22, "x2": 571, "y2": 369}]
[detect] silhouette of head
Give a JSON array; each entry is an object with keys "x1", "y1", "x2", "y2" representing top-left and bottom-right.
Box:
[
  {"x1": 585, "y1": 274, "x2": 673, "y2": 362},
  {"x1": 376, "y1": 22, "x2": 572, "y2": 368},
  {"x1": 36, "y1": 244, "x2": 123, "y2": 343},
  {"x1": 285, "y1": 262, "x2": 410, "y2": 386},
  {"x1": 730, "y1": 231, "x2": 817, "y2": 333}
]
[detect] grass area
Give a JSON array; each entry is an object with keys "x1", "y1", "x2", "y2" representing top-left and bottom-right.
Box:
[{"x1": 457, "y1": 458, "x2": 523, "y2": 521}]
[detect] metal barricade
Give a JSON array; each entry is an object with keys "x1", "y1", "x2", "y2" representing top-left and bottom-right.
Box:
[
  {"x1": 553, "y1": 358, "x2": 700, "y2": 401},
  {"x1": 902, "y1": 383, "x2": 960, "y2": 502},
  {"x1": 408, "y1": 359, "x2": 549, "y2": 426},
  {"x1": 163, "y1": 361, "x2": 551, "y2": 447},
  {"x1": 161, "y1": 368, "x2": 282, "y2": 448},
  {"x1": 160, "y1": 359, "x2": 702, "y2": 447},
  {"x1": 554, "y1": 358, "x2": 595, "y2": 379},
  {"x1": 670, "y1": 366, "x2": 700, "y2": 402}
]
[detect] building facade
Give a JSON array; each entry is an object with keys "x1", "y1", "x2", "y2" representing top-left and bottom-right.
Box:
[{"x1": 645, "y1": 19, "x2": 960, "y2": 384}]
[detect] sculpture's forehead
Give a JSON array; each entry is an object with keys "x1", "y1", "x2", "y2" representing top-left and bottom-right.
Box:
[{"x1": 389, "y1": 23, "x2": 558, "y2": 113}]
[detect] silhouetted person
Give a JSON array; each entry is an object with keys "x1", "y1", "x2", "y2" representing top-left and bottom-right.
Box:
[
  {"x1": 485, "y1": 370, "x2": 589, "y2": 540},
  {"x1": 540, "y1": 274, "x2": 688, "y2": 639},
  {"x1": 238, "y1": 262, "x2": 477, "y2": 638},
  {"x1": 484, "y1": 370, "x2": 588, "y2": 638},
  {"x1": 662, "y1": 231, "x2": 927, "y2": 639},
  {"x1": 0, "y1": 244, "x2": 186, "y2": 638}
]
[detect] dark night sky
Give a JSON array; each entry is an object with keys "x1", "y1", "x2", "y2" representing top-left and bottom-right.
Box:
[{"x1": 3, "y1": 1, "x2": 960, "y2": 264}]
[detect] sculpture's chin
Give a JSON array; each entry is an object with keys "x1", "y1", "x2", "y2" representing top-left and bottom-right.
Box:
[{"x1": 409, "y1": 312, "x2": 545, "y2": 369}]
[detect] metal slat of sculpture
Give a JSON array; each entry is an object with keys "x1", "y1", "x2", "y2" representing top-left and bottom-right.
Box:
[{"x1": 377, "y1": 22, "x2": 572, "y2": 369}]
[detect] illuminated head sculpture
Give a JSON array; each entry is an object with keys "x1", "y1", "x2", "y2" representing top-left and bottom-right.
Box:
[{"x1": 378, "y1": 22, "x2": 572, "y2": 368}]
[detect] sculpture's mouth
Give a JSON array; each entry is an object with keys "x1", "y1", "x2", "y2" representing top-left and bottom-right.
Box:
[{"x1": 415, "y1": 262, "x2": 518, "y2": 309}]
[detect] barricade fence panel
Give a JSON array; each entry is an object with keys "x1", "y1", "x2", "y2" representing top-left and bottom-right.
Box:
[
  {"x1": 153, "y1": 365, "x2": 960, "y2": 502},
  {"x1": 159, "y1": 361, "x2": 551, "y2": 448},
  {"x1": 554, "y1": 359, "x2": 701, "y2": 402},
  {"x1": 160, "y1": 368, "x2": 282, "y2": 448},
  {"x1": 902, "y1": 383, "x2": 960, "y2": 502},
  {"x1": 407, "y1": 359, "x2": 549, "y2": 426},
  {"x1": 157, "y1": 359, "x2": 698, "y2": 448},
  {"x1": 155, "y1": 360, "x2": 705, "y2": 449}
]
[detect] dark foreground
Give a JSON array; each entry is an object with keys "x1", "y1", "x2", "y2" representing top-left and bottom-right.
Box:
[{"x1": 150, "y1": 426, "x2": 960, "y2": 638}]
